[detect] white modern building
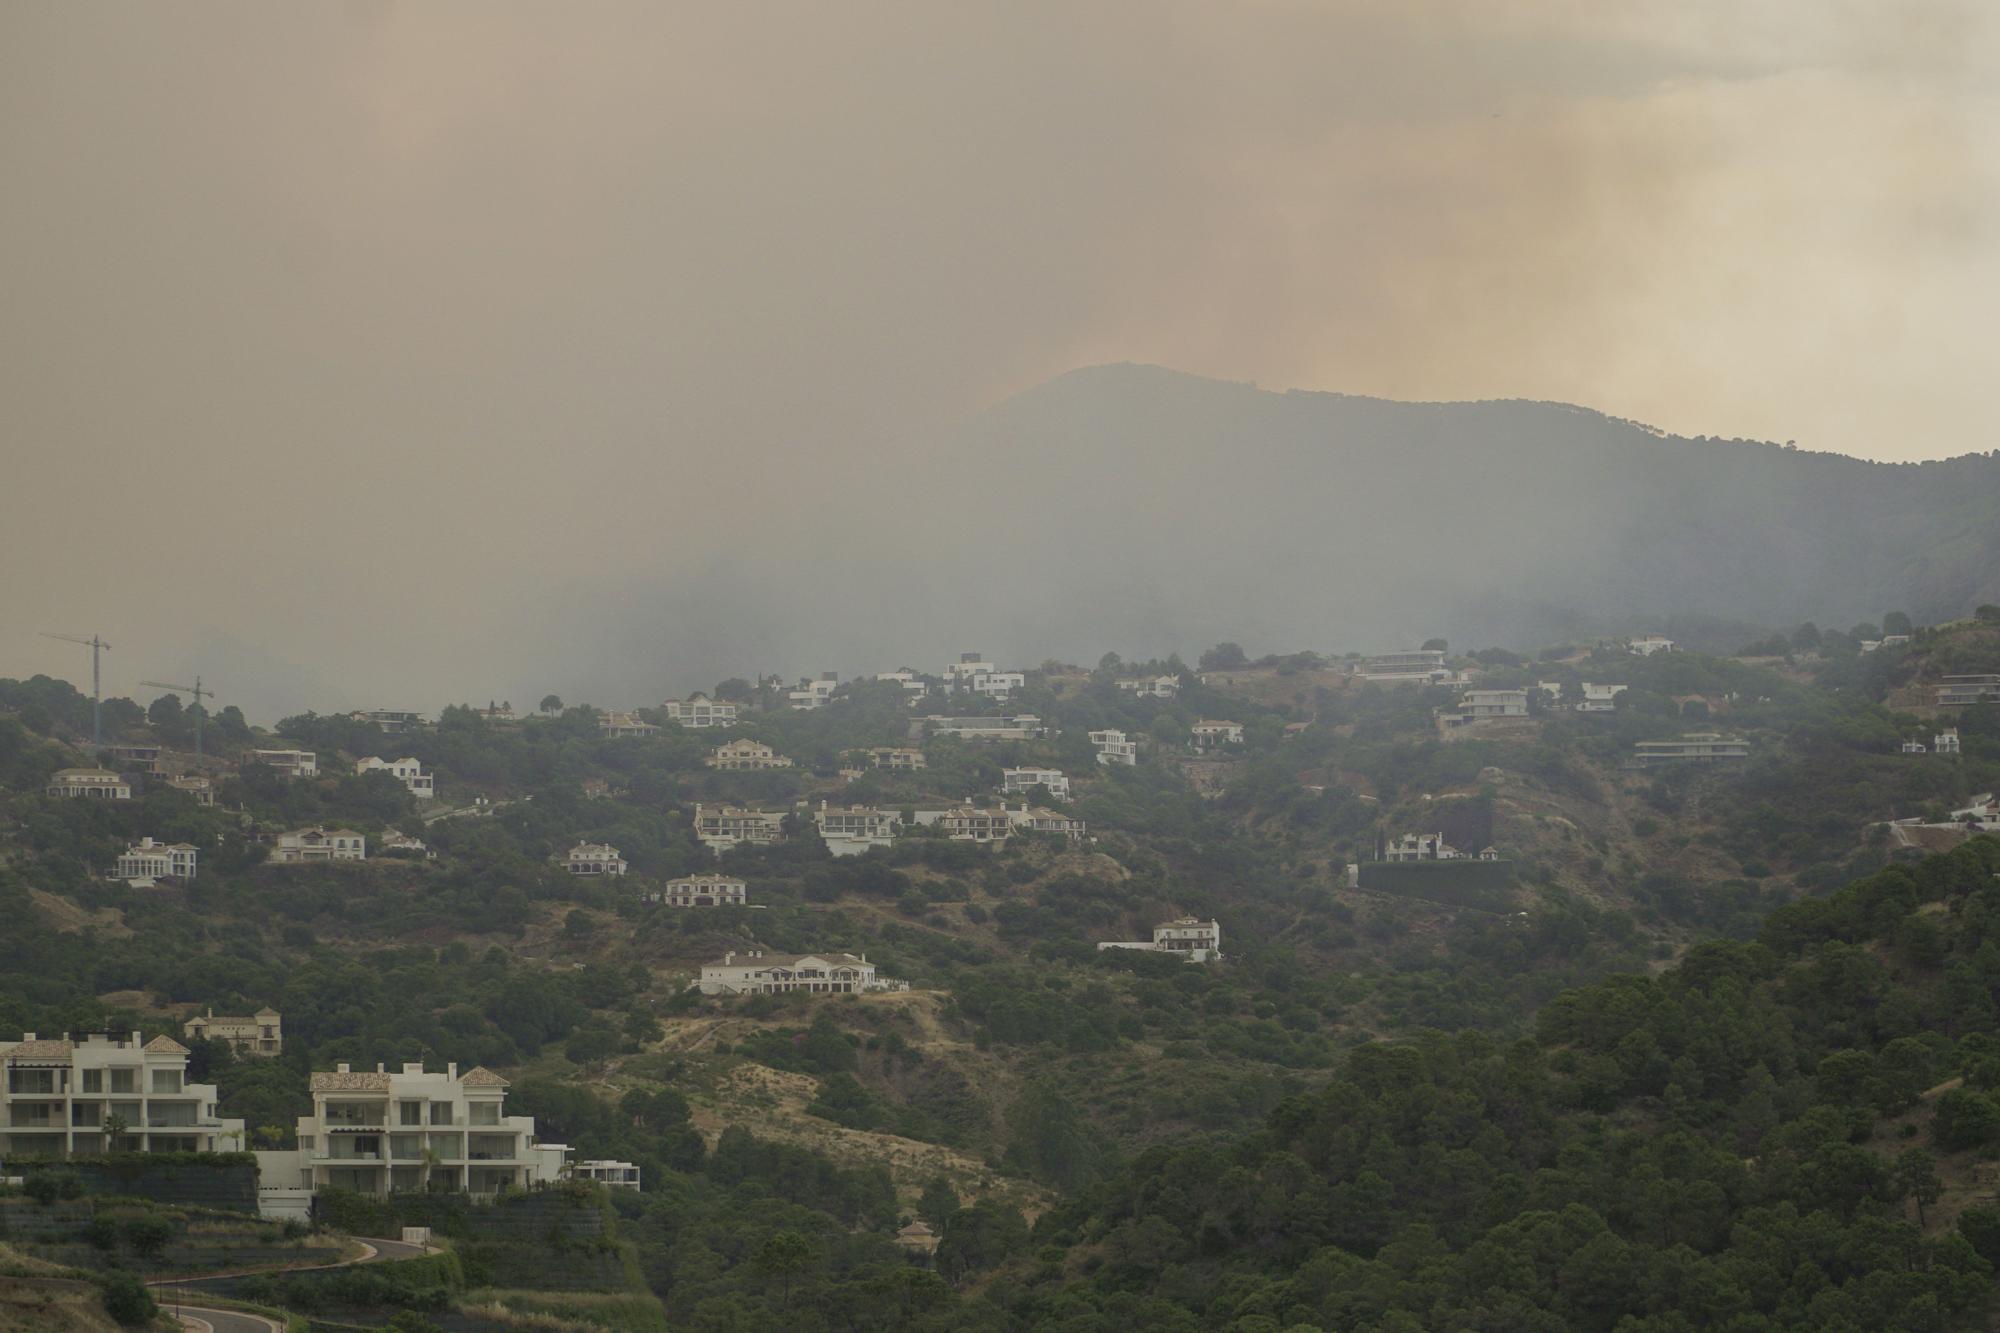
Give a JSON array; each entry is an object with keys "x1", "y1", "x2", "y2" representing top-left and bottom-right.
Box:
[
  {"x1": 351, "y1": 710, "x2": 425, "y2": 734},
  {"x1": 1938, "y1": 676, "x2": 2000, "y2": 707},
  {"x1": 924, "y1": 715, "x2": 1047, "y2": 741},
  {"x1": 0, "y1": 1031, "x2": 243, "y2": 1158},
  {"x1": 663, "y1": 693, "x2": 740, "y2": 728},
  {"x1": 274, "y1": 828, "x2": 367, "y2": 863},
  {"x1": 640, "y1": 875, "x2": 747, "y2": 907},
  {"x1": 565, "y1": 842, "x2": 628, "y2": 876},
  {"x1": 696, "y1": 950, "x2": 904, "y2": 996},
  {"x1": 1355, "y1": 650, "x2": 1451, "y2": 684},
  {"x1": 113, "y1": 837, "x2": 198, "y2": 884},
  {"x1": 1577, "y1": 683, "x2": 1628, "y2": 713},
  {"x1": 943, "y1": 653, "x2": 996, "y2": 687},
  {"x1": 919, "y1": 804, "x2": 1013, "y2": 844},
  {"x1": 1628, "y1": 635, "x2": 1676, "y2": 656},
  {"x1": 45, "y1": 768, "x2": 132, "y2": 800},
  {"x1": 706, "y1": 739, "x2": 794, "y2": 770},
  {"x1": 272, "y1": 1062, "x2": 557, "y2": 1198},
  {"x1": 1455, "y1": 690, "x2": 1529, "y2": 721},
  {"x1": 865, "y1": 746, "x2": 927, "y2": 771},
  {"x1": 815, "y1": 802, "x2": 901, "y2": 857},
  {"x1": 1117, "y1": 675, "x2": 1180, "y2": 699},
  {"x1": 788, "y1": 674, "x2": 841, "y2": 710},
  {"x1": 1630, "y1": 733, "x2": 1751, "y2": 766},
  {"x1": 964, "y1": 670, "x2": 1026, "y2": 699},
  {"x1": 104, "y1": 743, "x2": 162, "y2": 773},
  {"x1": 574, "y1": 1159, "x2": 642, "y2": 1189},
  {"x1": 354, "y1": 756, "x2": 435, "y2": 798},
  {"x1": 1097, "y1": 918, "x2": 1222, "y2": 963},
  {"x1": 599, "y1": 710, "x2": 660, "y2": 739},
  {"x1": 1190, "y1": 720, "x2": 1245, "y2": 751},
  {"x1": 1090, "y1": 729, "x2": 1138, "y2": 766},
  {"x1": 1002, "y1": 767, "x2": 1071, "y2": 800},
  {"x1": 1384, "y1": 832, "x2": 1463, "y2": 862},
  {"x1": 1936, "y1": 728, "x2": 1962, "y2": 755},
  {"x1": 1006, "y1": 805, "x2": 1086, "y2": 840},
  {"x1": 247, "y1": 749, "x2": 318, "y2": 779},
  {"x1": 694, "y1": 803, "x2": 789, "y2": 854},
  {"x1": 871, "y1": 670, "x2": 931, "y2": 700},
  {"x1": 166, "y1": 774, "x2": 214, "y2": 806},
  {"x1": 184, "y1": 1008, "x2": 282, "y2": 1058}
]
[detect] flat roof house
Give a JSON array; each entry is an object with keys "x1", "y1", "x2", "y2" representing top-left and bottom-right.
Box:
[
  {"x1": 1628, "y1": 635, "x2": 1676, "y2": 655},
  {"x1": 1454, "y1": 689, "x2": 1529, "y2": 721},
  {"x1": 866, "y1": 746, "x2": 927, "y2": 771},
  {"x1": 1630, "y1": 733, "x2": 1750, "y2": 766},
  {"x1": 706, "y1": 739, "x2": 794, "y2": 770},
  {"x1": 46, "y1": 767, "x2": 132, "y2": 800},
  {"x1": 104, "y1": 743, "x2": 162, "y2": 773},
  {"x1": 354, "y1": 756, "x2": 435, "y2": 798},
  {"x1": 662, "y1": 693, "x2": 740, "y2": 728},
  {"x1": 1190, "y1": 720, "x2": 1244, "y2": 751},
  {"x1": 0, "y1": 1031, "x2": 243, "y2": 1159},
  {"x1": 246, "y1": 749, "x2": 318, "y2": 779},
  {"x1": 184, "y1": 1008, "x2": 281, "y2": 1058},
  {"x1": 1938, "y1": 676, "x2": 2000, "y2": 708},
  {"x1": 351, "y1": 709, "x2": 425, "y2": 734},
  {"x1": 1097, "y1": 918, "x2": 1222, "y2": 963},
  {"x1": 565, "y1": 842, "x2": 628, "y2": 876},
  {"x1": 166, "y1": 774, "x2": 214, "y2": 806},
  {"x1": 113, "y1": 837, "x2": 199, "y2": 885},
  {"x1": 274, "y1": 828, "x2": 367, "y2": 863},
  {"x1": 943, "y1": 653, "x2": 996, "y2": 687},
  {"x1": 575, "y1": 1159, "x2": 642, "y2": 1189},
  {"x1": 789, "y1": 674, "x2": 841, "y2": 710},
  {"x1": 695, "y1": 803, "x2": 789, "y2": 855},
  {"x1": 1936, "y1": 728, "x2": 1962, "y2": 755},
  {"x1": 1002, "y1": 767, "x2": 1071, "y2": 800},
  {"x1": 924, "y1": 715, "x2": 1047, "y2": 741},
  {"x1": 697, "y1": 949, "x2": 903, "y2": 995},
  {"x1": 1577, "y1": 683, "x2": 1627, "y2": 713},
  {"x1": 1090, "y1": 728, "x2": 1138, "y2": 766},
  {"x1": 640, "y1": 875, "x2": 747, "y2": 907},
  {"x1": 1355, "y1": 650, "x2": 1450, "y2": 684},
  {"x1": 1117, "y1": 675, "x2": 1180, "y2": 699},
  {"x1": 815, "y1": 802, "x2": 900, "y2": 857}
]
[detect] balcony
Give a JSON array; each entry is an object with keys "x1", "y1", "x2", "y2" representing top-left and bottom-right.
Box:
[{"x1": 320, "y1": 1148, "x2": 384, "y2": 1162}]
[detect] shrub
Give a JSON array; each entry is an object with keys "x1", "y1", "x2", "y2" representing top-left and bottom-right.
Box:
[{"x1": 97, "y1": 1271, "x2": 156, "y2": 1326}]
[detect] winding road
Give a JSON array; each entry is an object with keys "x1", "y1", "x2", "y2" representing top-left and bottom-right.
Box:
[{"x1": 151, "y1": 1234, "x2": 435, "y2": 1333}]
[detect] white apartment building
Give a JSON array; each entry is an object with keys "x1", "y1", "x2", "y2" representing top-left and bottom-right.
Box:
[
  {"x1": 1628, "y1": 635, "x2": 1676, "y2": 656},
  {"x1": 663, "y1": 693, "x2": 740, "y2": 728},
  {"x1": 1938, "y1": 676, "x2": 2000, "y2": 707},
  {"x1": 1117, "y1": 675, "x2": 1180, "y2": 699},
  {"x1": 1007, "y1": 805, "x2": 1087, "y2": 839},
  {"x1": 1002, "y1": 767, "x2": 1070, "y2": 800},
  {"x1": 565, "y1": 842, "x2": 628, "y2": 876},
  {"x1": 1577, "y1": 683, "x2": 1628, "y2": 713},
  {"x1": 694, "y1": 803, "x2": 789, "y2": 855},
  {"x1": 924, "y1": 714, "x2": 1048, "y2": 741},
  {"x1": 1936, "y1": 728, "x2": 1962, "y2": 755},
  {"x1": 866, "y1": 746, "x2": 927, "y2": 771},
  {"x1": 1097, "y1": 918, "x2": 1223, "y2": 963},
  {"x1": 706, "y1": 739, "x2": 793, "y2": 770},
  {"x1": 943, "y1": 653, "x2": 996, "y2": 687},
  {"x1": 1630, "y1": 733, "x2": 1750, "y2": 766},
  {"x1": 599, "y1": 710, "x2": 660, "y2": 739},
  {"x1": 274, "y1": 828, "x2": 367, "y2": 863},
  {"x1": 1384, "y1": 832, "x2": 1463, "y2": 862},
  {"x1": 575, "y1": 1159, "x2": 641, "y2": 1189},
  {"x1": 275, "y1": 1062, "x2": 556, "y2": 1197},
  {"x1": 965, "y1": 670, "x2": 1026, "y2": 699},
  {"x1": 815, "y1": 802, "x2": 900, "y2": 857},
  {"x1": 1090, "y1": 729, "x2": 1138, "y2": 766},
  {"x1": 1448, "y1": 690, "x2": 1530, "y2": 726},
  {"x1": 1355, "y1": 650, "x2": 1451, "y2": 684},
  {"x1": 351, "y1": 710, "x2": 425, "y2": 734},
  {"x1": 46, "y1": 768, "x2": 132, "y2": 800},
  {"x1": 640, "y1": 875, "x2": 747, "y2": 907},
  {"x1": 1190, "y1": 720, "x2": 1245, "y2": 751},
  {"x1": 113, "y1": 837, "x2": 198, "y2": 884},
  {"x1": 246, "y1": 749, "x2": 318, "y2": 779},
  {"x1": 184, "y1": 1008, "x2": 282, "y2": 1058},
  {"x1": 789, "y1": 674, "x2": 841, "y2": 710},
  {"x1": 0, "y1": 1031, "x2": 243, "y2": 1159},
  {"x1": 696, "y1": 949, "x2": 903, "y2": 996},
  {"x1": 354, "y1": 756, "x2": 436, "y2": 798},
  {"x1": 166, "y1": 774, "x2": 214, "y2": 806}
]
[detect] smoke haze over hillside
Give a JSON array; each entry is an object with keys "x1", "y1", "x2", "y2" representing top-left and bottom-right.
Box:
[{"x1": 3, "y1": 3, "x2": 1997, "y2": 721}]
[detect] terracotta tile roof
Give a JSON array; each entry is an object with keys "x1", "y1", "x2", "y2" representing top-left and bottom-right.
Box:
[
  {"x1": 143, "y1": 1035, "x2": 190, "y2": 1055},
  {"x1": 311, "y1": 1070, "x2": 394, "y2": 1092},
  {"x1": 459, "y1": 1066, "x2": 510, "y2": 1088},
  {"x1": 5, "y1": 1039, "x2": 76, "y2": 1060}
]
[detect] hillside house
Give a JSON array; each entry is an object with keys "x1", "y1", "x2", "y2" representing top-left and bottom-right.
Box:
[
  {"x1": 706, "y1": 738, "x2": 794, "y2": 770},
  {"x1": 0, "y1": 1031, "x2": 243, "y2": 1158},
  {"x1": 641, "y1": 875, "x2": 747, "y2": 907},
  {"x1": 1950, "y1": 794, "x2": 2000, "y2": 830},
  {"x1": 1535, "y1": 681, "x2": 1564, "y2": 702},
  {"x1": 277, "y1": 1062, "x2": 557, "y2": 1198},
  {"x1": 1578, "y1": 683, "x2": 1627, "y2": 713},
  {"x1": 104, "y1": 743, "x2": 162, "y2": 773},
  {"x1": 914, "y1": 804, "x2": 1012, "y2": 843},
  {"x1": 1630, "y1": 733, "x2": 1750, "y2": 766},
  {"x1": 1383, "y1": 832, "x2": 1464, "y2": 862},
  {"x1": 575, "y1": 1159, "x2": 641, "y2": 1189},
  {"x1": 274, "y1": 828, "x2": 366, "y2": 862},
  {"x1": 925, "y1": 715, "x2": 1047, "y2": 741},
  {"x1": 472, "y1": 703, "x2": 517, "y2": 722},
  {"x1": 897, "y1": 1220, "x2": 941, "y2": 1255},
  {"x1": 184, "y1": 1008, "x2": 281, "y2": 1058},
  {"x1": 246, "y1": 749, "x2": 318, "y2": 779},
  {"x1": 943, "y1": 653, "x2": 996, "y2": 687},
  {"x1": 1937, "y1": 728, "x2": 1962, "y2": 755},
  {"x1": 166, "y1": 774, "x2": 214, "y2": 806},
  {"x1": 1452, "y1": 690, "x2": 1529, "y2": 723},
  {"x1": 379, "y1": 832, "x2": 432, "y2": 859},
  {"x1": 694, "y1": 803, "x2": 788, "y2": 854},
  {"x1": 1628, "y1": 635, "x2": 1675, "y2": 656},
  {"x1": 1190, "y1": 720, "x2": 1245, "y2": 751},
  {"x1": 113, "y1": 837, "x2": 198, "y2": 884},
  {"x1": 1002, "y1": 767, "x2": 1071, "y2": 800},
  {"x1": 964, "y1": 670, "x2": 1026, "y2": 699},
  {"x1": 1902, "y1": 740, "x2": 1929, "y2": 754},
  {"x1": 1097, "y1": 918, "x2": 1222, "y2": 963},
  {"x1": 789, "y1": 673, "x2": 840, "y2": 709},
  {"x1": 1355, "y1": 650, "x2": 1451, "y2": 684},
  {"x1": 354, "y1": 756, "x2": 435, "y2": 798},
  {"x1": 872, "y1": 669, "x2": 930, "y2": 698},
  {"x1": 1938, "y1": 676, "x2": 2000, "y2": 707},
  {"x1": 351, "y1": 710, "x2": 425, "y2": 734},
  {"x1": 1117, "y1": 675, "x2": 1180, "y2": 699},
  {"x1": 1090, "y1": 729, "x2": 1138, "y2": 766},
  {"x1": 1007, "y1": 805, "x2": 1087, "y2": 839},
  {"x1": 599, "y1": 710, "x2": 659, "y2": 739},
  {"x1": 46, "y1": 768, "x2": 132, "y2": 800},
  {"x1": 564, "y1": 843, "x2": 628, "y2": 876},
  {"x1": 696, "y1": 950, "x2": 903, "y2": 995},
  {"x1": 815, "y1": 802, "x2": 900, "y2": 856},
  {"x1": 866, "y1": 746, "x2": 927, "y2": 771},
  {"x1": 663, "y1": 693, "x2": 739, "y2": 728}
]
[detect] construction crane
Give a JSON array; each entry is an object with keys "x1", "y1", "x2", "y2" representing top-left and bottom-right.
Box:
[
  {"x1": 40, "y1": 632, "x2": 112, "y2": 747},
  {"x1": 140, "y1": 676, "x2": 212, "y2": 756}
]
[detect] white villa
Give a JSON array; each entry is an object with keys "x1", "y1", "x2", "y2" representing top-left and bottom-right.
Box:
[
  {"x1": 575, "y1": 1159, "x2": 642, "y2": 1189},
  {"x1": 964, "y1": 670, "x2": 1026, "y2": 699},
  {"x1": 1190, "y1": 720, "x2": 1244, "y2": 751},
  {"x1": 1578, "y1": 683, "x2": 1628, "y2": 713},
  {"x1": 1002, "y1": 767, "x2": 1071, "y2": 800},
  {"x1": 113, "y1": 837, "x2": 198, "y2": 884},
  {"x1": 1630, "y1": 733, "x2": 1751, "y2": 766},
  {"x1": 246, "y1": 749, "x2": 318, "y2": 779},
  {"x1": 1384, "y1": 832, "x2": 1463, "y2": 861},
  {"x1": 1090, "y1": 729, "x2": 1138, "y2": 766},
  {"x1": 0, "y1": 1031, "x2": 243, "y2": 1159},
  {"x1": 696, "y1": 949, "x2": 904, "y2": 996},
  {"x1": 866, "y1": 746, "x2": 927, "y2": 771},
  {"x1": 1455, "y1": 689, "x2": 1529, "y2": 721},
  {"x1": 1628, "y1": 635, "x2": 1675, "y2": 656},
  {"x1": 1097, "y1": 918, "x2": 1223, "y2": 963},
  {"x1": 1949, "y1": 794, "x2": 2000, "y2": 831},
  {"x1": 599, "y1": 710, "x2": 660, "y2": 739},
  {"x1": 1902, "y1": 739, "x2": 1929, "y2": 754},
  {"x1": 663, "y1": 693, "x2": 740, "y2": 728},
  {"x1": 641, "y1": 875, "x2": 748, "y2": 907},
  {"x1": 565, "y1": 843, "x2": 628, "y2": 876},
  {"x1": 943, "y1": 653, "x2": 996, "y2": 687},
  {"x1": 872, "y1": 670, "x2": 931, "y2": 701},
  {"x1": 266, "y1": 1062, "x2": 560, "y2": 1198},
  {"x1": 354, "y1": 756, "x2": 435, "y2": 798},
  {"x1": 1117, "y1": 675, "x2": 1180, "y2": 699},
  {"x1": 274, "y1": 828, "x2": 367, "y2": 863},
  {"x1": 815, "y1": 802, "x2": 901, "y2": 857},
  {"x1": 46, "y1": 768, "x2": 132, "y2": 800},
  {"x1": 694, "y1": 803, "x2": 789, "y2": 854},
  {"x1": 351, "y1": 709, "x2": 425, "y2": 734},
  {"x1": 1936, "y1": 728, "x2": 1962, "y2": 755},
  {"x1": 184, "y1": 1008, "x2": 282, "y2": 1058},
  {"x1": 1938, "y1": 676, "x2": 2000, "y2": 708},
  {"x1": 1355, "y1": 650, "x2": 1451, "y2": 684},
  {"x1": 913, "y1": 803, "x2": 1013, "y2": 843},
  {"x1": 924, "y1": 715, "x2": 1047, "y2": 741},
  {"x1": 706, "y1": 739, "x2": 793, "y2": 770},
  {"x1": 1007, "y1": 805, "x2": 1087, "y2": 840},
  {"x1": 166, "y1": 774, "x2": 214, "y2": 806},
  {"x1": 789, "y1": 674, "x2": 840, "y2": 710}
]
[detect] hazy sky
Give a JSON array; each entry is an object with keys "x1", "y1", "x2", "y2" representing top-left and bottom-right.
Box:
[{"x1": 4, "y1": 3, "x2": 1996, "y2": 720}]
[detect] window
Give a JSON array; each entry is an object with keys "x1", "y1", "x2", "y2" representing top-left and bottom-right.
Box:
[
  {"x1": 430, "y1": 1102, "x2": 453, "y2": 1126},
  {"x1": 110, "y1": 1069, "x2": 137, "y2": 1094},
  {"x1": 400, "y1": 1101, "x2": 423, "y2": 1126},
  {"x1": 151, "y1": 1070, "x2": 183, "y2": 1094}
]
